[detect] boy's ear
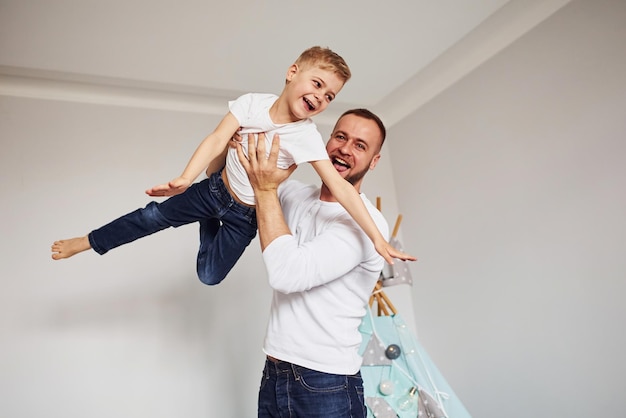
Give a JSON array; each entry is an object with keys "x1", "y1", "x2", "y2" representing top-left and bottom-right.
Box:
[{"x1": 285, "y1": 64, "x2": 299, "y2": 82}]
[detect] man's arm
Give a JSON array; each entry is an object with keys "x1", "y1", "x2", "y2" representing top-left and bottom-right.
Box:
[
  {"x1": 235, "y1": 132, "x2": 296, "y2": 250},
  {"x1": 236, "y1": 132, "x2": 381, "y2": 293}
]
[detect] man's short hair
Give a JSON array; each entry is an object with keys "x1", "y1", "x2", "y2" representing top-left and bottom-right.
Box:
[
  {"x1": 337, "y1": 109, "x2": 386, "y2": 146},
  {"x1": 295, "y1": 46, "x2": 351, "y2": 83}
]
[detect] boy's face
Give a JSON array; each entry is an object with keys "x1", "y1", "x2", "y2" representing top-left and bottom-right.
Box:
[{"x1": 284, "y1": 64, "x2": 345, "y2": 120}]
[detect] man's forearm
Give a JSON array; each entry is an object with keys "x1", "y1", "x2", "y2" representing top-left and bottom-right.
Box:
[
  {"x1": 236, "y1": 131, "x2": 294, "y2": 250},
  {"x1": 255, "y1": 189, "x2": 292, "y2": 251}
]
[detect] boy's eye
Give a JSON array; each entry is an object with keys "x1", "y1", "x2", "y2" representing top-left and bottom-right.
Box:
[
  {"x1": 325, "y1": 94, "x2": 334, "y2": 102},
  {"x1": 314, "y1": 80, "x2": 321, "y2": 88}
]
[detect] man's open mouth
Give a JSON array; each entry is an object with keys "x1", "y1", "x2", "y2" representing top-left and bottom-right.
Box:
[{"x1": 332, "y1": 157, "x2": 350, "y2": 171}]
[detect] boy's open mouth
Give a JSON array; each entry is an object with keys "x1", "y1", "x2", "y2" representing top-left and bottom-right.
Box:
[{"x1": 303, "y1": 97, "x2": 316, "y2": 111}]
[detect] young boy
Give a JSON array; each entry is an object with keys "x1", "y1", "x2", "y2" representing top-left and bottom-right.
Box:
[{"x1": 51, "y1": 46, "x2": 414, "y2": 285}]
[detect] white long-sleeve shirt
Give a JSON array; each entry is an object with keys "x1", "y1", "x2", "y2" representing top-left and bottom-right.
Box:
[{"x1": 262, "y1": 179, "x2": 388, "y2": 374}]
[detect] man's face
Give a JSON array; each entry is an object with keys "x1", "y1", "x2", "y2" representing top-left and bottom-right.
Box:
[{"x1": 326, "y1": 114, "x2": 382, "y2": 190}]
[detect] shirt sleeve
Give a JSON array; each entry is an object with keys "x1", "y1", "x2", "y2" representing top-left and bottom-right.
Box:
[
  {"x1": 287, "y1": 126, "x2": 329, "y2": 165},
  {"x1": 262, "y1": 218, "x2": 380, "y2": 294},
  {"x1": 228, "y1": 93, "x2": 254, "y2": 126}
]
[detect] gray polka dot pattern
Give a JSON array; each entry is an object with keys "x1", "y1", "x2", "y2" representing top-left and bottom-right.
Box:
[
  {"x1": 381, "y1": 237, "x2": 413, "y2": 287},
  {"x1": 361, "y1": 334, "x2": 392, "y2": 366}
]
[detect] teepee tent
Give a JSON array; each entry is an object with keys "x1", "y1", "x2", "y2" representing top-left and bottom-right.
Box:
[{"x1": 359, "y1": 204, "x2": 471, "y2": 417}]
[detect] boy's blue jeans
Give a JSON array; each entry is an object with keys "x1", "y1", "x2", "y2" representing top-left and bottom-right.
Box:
[
  {"x1": 88, "y1": 170, "x2": 257, "y2": 285},
  {"x1": 258, "y1": 357, "x2": 366, "y2": 418}
]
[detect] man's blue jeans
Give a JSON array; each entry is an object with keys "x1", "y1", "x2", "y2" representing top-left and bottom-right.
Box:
[
  {"x1": 258, "y1": 357, "x2": 366, "y2": 418},
  {"x1": 88, "y1": 170, "x2": 257, "y2": 285}
]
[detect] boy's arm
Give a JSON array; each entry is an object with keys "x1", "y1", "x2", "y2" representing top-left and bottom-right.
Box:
[
  {"x1": 310, "y1": 159, "x2": 416, "y2": 264},
  {"x1": 204, "y1": 146, "x2": 229, "y2": 178},
  {"x1": 146, "y1": 112, "x2": 240, "y2": 196}
]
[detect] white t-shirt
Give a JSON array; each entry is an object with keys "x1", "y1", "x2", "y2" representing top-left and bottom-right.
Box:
[
  {"x1": 262, "y1": 179, "x2": 388, "y2": 375},
  {"x1": 225, "y1": 93, "x2": 329, "y2": 205}
]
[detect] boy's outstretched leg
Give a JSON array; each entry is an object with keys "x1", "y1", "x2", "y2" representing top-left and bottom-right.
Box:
[
  {"x1": 49, "y1": 176, "x2": 220, "y2": 263},
  {"x1": 51, "y1": 236, "x2": 91, "y2": 260}
]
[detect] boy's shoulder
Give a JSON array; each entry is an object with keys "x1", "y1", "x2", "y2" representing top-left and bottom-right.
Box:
[
  {"x1": 229, "y1": 93, "x2": 280, "y2": 129},
  {"x1": 232, "y1": 92, "x2": 278, "y2": 107}
]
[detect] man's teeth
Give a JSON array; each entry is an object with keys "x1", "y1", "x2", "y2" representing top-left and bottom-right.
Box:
[{"x1": 334, "y1": 157, "x2": 349, "y2": 167}]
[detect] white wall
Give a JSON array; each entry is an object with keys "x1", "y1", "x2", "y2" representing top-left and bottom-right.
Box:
[
  {"x1": 388, "y1": 0, "x2": 626, "y2": 416},
  {"x1": 3, "y1": 1, "x2": 623, "y2": 417},
  {"x1": 0, "y1": 96, "x2": 406, "y2": 416}
]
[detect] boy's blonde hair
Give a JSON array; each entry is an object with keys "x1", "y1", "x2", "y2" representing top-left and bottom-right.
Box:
[{"x1": 294, "y1": 46, "x2": 351, "y2": 83}]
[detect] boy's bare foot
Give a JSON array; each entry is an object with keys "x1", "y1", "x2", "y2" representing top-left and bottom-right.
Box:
[{"x1": 51, "y1": 236, "x2": 91, "y2": 260}]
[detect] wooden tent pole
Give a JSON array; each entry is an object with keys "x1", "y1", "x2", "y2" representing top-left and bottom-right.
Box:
[{"x1": 391, "y1": 214, "x2": 403, "y2": 238}]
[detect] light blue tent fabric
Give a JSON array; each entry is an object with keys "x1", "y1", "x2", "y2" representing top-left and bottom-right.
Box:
[{"x1": 359, "y1": 310, "x2": 472, "y2": 417}]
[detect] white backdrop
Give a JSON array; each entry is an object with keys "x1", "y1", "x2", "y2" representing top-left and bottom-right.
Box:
[
  {"x1": 389, "y1": 1, "x2": 626, "y2": 416},
  {"x1": 2, "y1": 1, "x2": 625, "y2": 417}
]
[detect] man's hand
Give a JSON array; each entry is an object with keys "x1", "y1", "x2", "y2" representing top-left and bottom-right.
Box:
[
  {"x1": 235, "y1": 132, "x2": 296, "y2": 193},
  {"x1": 145, "y1": 176, "x2": 192, "y2": 197},
  {"x1": 236, "y1": 132, "x2": 295, "y2": 250}
]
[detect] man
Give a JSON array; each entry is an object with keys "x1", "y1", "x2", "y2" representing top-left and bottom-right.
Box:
[{"x1": 237, "y1": 109, "x2": 416, "y2": 417}]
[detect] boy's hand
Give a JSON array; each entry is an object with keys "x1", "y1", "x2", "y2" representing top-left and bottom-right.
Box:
[
  {"x1": 145, "y1": 177, "x2": 192, "y2": 197},
  {"x1": 375, "y1": 240, "x2": 417, "y2": 265}
]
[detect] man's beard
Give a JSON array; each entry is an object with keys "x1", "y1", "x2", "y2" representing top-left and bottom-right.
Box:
[{"x1": 343, "y1": 165, "x2": 369, "y2": 186}]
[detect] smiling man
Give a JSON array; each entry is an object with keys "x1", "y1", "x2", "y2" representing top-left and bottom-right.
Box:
[{"x1": 237, "y1": 109, "x2": 414, "y2": 417}]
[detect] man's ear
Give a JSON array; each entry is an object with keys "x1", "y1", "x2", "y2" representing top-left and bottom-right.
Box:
[
  {"x1": 369, "y1": 154, "x2": 381, "y2": 170},
  {"x1": 285, "y1": 64, "x2": 298, "y2": 83}
]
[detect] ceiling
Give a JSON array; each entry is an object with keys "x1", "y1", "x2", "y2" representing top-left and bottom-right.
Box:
[{"x1": 0, "y1": 0, "x2": 571, "y2": 126}]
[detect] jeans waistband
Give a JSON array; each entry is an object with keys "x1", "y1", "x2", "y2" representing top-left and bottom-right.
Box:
[
  {"x1": 265, "y1": 356, "x2": 297, "y2": 373},
  {"x1": 209, "y1": 170, "x2": 256, "y2": 218}
]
